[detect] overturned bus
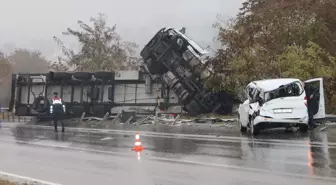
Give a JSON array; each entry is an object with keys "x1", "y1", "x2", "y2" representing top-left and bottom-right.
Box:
[{"x1": 8, "y1": 69, "x2": 182, "y2": 120}]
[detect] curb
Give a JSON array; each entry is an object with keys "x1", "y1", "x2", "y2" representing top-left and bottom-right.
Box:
[{"x1": 0, "y1": 171, "x2": 61, "y2": 185}]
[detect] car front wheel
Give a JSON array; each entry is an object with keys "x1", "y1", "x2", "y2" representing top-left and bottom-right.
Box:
[
  {"x1": 238, "y1": 114, "x2": 247, "y2": 133},
  {"x1": 251, "y1": 119, "x2": 260, "y2": 136},
  {"x1": 299, "y1": 124, "x2": 308, "y2": 133}
]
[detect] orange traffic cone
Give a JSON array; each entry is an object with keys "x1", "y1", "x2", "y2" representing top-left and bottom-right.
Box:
[{"x1": 132, "y1": 132, "x2": 144, "y2": 152}]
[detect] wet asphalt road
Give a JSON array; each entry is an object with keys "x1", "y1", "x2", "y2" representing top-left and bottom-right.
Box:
[{"x1": 0, "y1": 122, "x2": 336, "y2": 185}]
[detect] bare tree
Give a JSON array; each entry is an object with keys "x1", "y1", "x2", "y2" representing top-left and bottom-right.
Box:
[
  {"x1": 53, "y1": 13, "x2": 139, "y2": 72},
  {"x1": 0, "y1": 52, "x2": 12, "y2": 84},
  {"x1": 7, "y1": 49, "x2": 50, "y2": 73},
  {"x1": 0, "y1": 57, "x2": 11, "y2": 106},
  {"x1": 50, "y1": 60, "x2": 69, "y2": 72},
  {"x1": 0, "y1": 49, "x2": 50, "y2": 106}
]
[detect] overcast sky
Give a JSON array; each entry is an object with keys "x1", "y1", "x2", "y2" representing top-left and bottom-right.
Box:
[{"x1": 0, "y1": 0, "x2": 244, "y2": 60}]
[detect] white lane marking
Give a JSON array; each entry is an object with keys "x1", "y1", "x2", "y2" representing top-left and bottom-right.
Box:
[
  {"x1": 0, "y1": 136, "x2": 325, "y2": 168},
  {"x1": 2, "y1": 124, "x2": 336, "y2": 148},
  {"x1": 100, "y1": 137, "x2": 114, "y2": 141},
  {"x1": 0, "y1": 138, "x2": 335, "y2": 182},
  {"x1": 1, "y1": 123, "x2": 319, "y2": 146},
  {"x1": 0, "y1": 170, "x2": 62, "y2": 185}
]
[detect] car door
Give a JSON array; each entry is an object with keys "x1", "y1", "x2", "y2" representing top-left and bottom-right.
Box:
[{"x1": 304, "y1": 78, "x2": 326, "y2": 120}]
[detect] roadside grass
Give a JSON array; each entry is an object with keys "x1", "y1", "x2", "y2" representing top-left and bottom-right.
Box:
[
  {"x1": 0, "y1": 179, "x2": 19, "y2": 185},
  {"x1": 0, "y1": 111, "x2": 33, "y2": 123},
  {"x1": 0, "y1": 112, "x2": 12, "y2": 118}
]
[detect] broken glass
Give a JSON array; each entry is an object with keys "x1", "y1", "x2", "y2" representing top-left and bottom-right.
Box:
[{"x1": 264, "y1": 81, "x2": 303, "y2": 102}]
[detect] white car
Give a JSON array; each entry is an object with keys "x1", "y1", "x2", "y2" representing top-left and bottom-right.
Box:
[{"x1": 238, "y1": 78, "x2": 325, "y2": 135}]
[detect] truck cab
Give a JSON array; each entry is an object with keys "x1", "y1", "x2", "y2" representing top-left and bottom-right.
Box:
[{"x1": 140, "y1": 27, "x2": 233, "y2": 115}]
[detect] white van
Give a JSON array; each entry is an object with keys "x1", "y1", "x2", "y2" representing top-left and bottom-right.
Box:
[{"x1": 237, "y1": 78, "x2": 325, "y2": 135}]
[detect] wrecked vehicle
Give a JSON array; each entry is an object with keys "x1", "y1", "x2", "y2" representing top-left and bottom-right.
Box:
[
  {"x1": 140, "y1": 27, "x2": 235, "y2": 116},
  {"x1": 237, "y1": 78, "x2": 325, "y2": 135},
  {"x1": 8, "y1": 70, "x2": 182, "y2": 120}
]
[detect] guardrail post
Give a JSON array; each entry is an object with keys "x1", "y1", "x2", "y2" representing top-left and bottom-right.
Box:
[
  {"x1": 112, "y1": 110, "x2": 122, "y2": 124},
  {"x1": 136, "y1": 115, "x2": 150, "y2": 126},
  {"x1": 154, "y1": 109, "x2": 158, "y2": 125},
  {"x1": 100, "y1": 112, "x2": 110, "y2": 124},
  {"x1": 79, "y1": 112, "x2": 86, "y2": 124},
  {"x1": 125, "y1": 116, "x2": 133, "y2": 124},
  {"x1": 173, "y1": 114, "x2": 180, "y2": 125}
]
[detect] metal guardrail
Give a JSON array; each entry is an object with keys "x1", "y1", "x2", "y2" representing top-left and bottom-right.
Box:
[
  {"x1": 1, "y1": 105, "x2": 335, "y2": 124},
  {"x1": 0, "y1": 107, "x2": 9, "y2": 112},
  {"x1": 326, "y1": 114, "x2": 336, "y2": 122}
]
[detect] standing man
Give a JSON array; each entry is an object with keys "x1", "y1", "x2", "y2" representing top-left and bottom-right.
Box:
[
  {"x1": 307, "y1": 87, "x2": 317, "y2": 129},
  {"x1": 50, "y1": 92, "x2": 66, "y2": 132}
]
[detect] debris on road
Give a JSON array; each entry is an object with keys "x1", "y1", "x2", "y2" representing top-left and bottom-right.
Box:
[{"x1": 73, "y1": 111, "x2": 238, "y2": 127}]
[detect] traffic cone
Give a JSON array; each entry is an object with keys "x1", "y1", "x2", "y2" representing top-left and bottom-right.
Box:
[{"x1": 132, "y1": 132, "x2": 144, "y2": 152}]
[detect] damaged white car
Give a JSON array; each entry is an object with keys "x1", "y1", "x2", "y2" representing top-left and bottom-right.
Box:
[{"x1": 238, "y1": 78, "x2": 325, "y2": 135}]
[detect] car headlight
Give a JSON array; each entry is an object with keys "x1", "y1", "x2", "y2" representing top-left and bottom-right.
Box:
[{"x1": 273, "y1": 108, "x2": 292, "y2": 114}]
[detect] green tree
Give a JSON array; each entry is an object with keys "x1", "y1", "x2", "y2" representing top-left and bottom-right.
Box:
[
  {"x1": 212, "y1": 0, "x2": 336, "y2": 113},
  {"x1": 276, "y1": 42, "x2": 336, "y2": 80},
  {"x1": 276, "y1": 42, "x2": 336, "y2": 112},
  {"x1": 54, "y1": 13, "x2": 139, "y2": 72}
]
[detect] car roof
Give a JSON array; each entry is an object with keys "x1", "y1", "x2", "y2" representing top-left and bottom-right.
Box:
[{"x1": 251, "y1": 78, "x2": 301, "y2": 92}]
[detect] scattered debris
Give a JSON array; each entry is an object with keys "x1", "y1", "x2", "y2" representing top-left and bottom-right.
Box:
[{"x1": 75, "y1": 111, "x2": 237, "y2": 127}]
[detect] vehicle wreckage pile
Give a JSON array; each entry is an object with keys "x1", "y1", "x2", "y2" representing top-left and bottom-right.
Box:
[{"x1": 8, "y1": 27, "x2": 236, "y2": 120}]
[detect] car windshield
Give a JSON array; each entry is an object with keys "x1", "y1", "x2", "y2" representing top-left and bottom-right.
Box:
[{"x1": 264, "y1": 81, "x2": 303, "y2": 102}]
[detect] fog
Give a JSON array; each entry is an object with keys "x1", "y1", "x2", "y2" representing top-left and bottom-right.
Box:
[
  {"x1": 0, "y1": 0, "x2": 244, "y2": 60},
  {"x1": 0, "y1": 0, "x2": 244, "y2": 106}
]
